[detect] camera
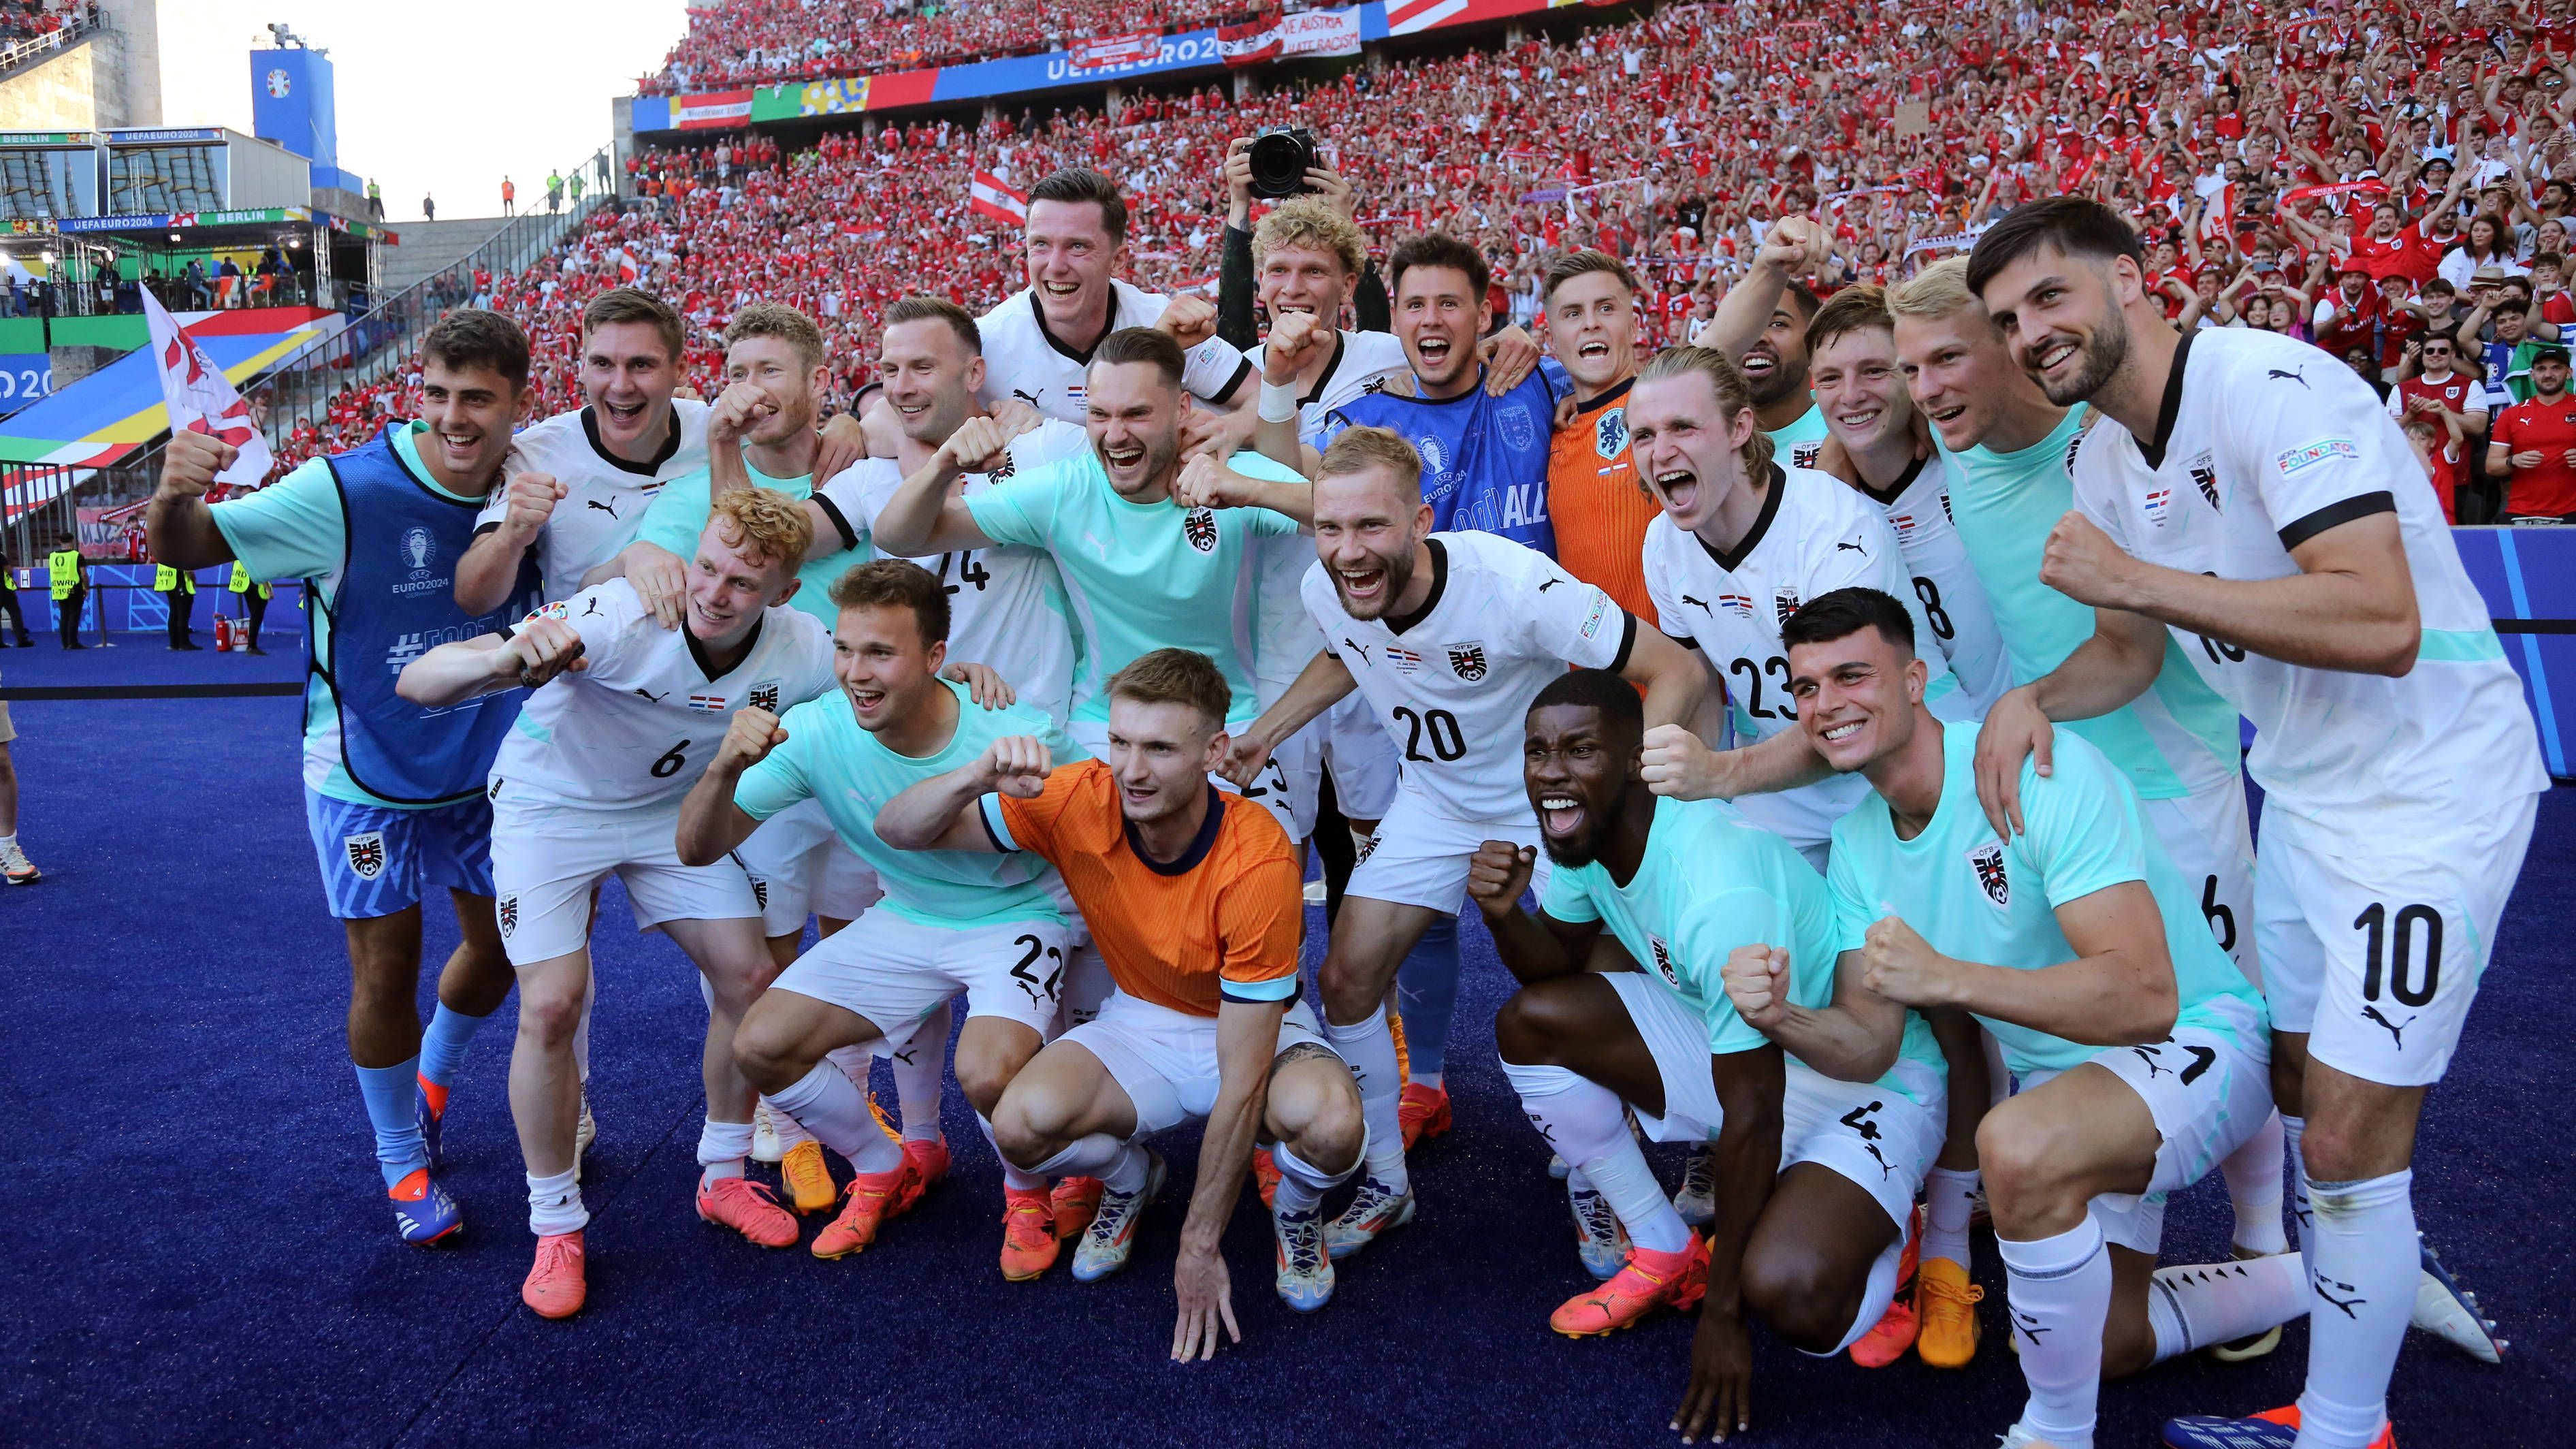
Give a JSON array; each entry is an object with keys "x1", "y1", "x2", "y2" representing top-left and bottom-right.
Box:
[{"x1": 1248, "y1": 127, "x2": 1319, "y2": 200}]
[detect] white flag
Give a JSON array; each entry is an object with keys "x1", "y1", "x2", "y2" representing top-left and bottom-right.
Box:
[{"x1": 144, "y1": 290, "x2": 272, "y2": 487}]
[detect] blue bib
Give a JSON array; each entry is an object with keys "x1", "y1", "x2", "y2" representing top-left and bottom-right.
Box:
[
  {"x1": 1327, "y1": 364, "x2": 1563, "y2": 557},
  {"x1": 313, "y1": 424, "x2": 541, "y2": 805}
]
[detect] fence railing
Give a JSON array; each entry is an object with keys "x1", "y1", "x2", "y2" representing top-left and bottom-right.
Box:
[
  {"x1": 1, "y1": 146, "x2": 617, "y2": 573},
  {"x1": 0, "y1": 6, "x2": 99, "y2": 84}
]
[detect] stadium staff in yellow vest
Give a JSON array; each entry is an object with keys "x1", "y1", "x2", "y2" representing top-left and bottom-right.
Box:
[
  {"x1": 229, "y1": 561, "x2": 273, "y2": 655},
  {"x1": 0, "y1": 541, "x2": 32, "y2": 648},
  {"x1": 45, "y1": 540, "x2": 85, "y2": 650},
  {"x1": 157, "y1": 559, "x2": 201, "y2": 651}
]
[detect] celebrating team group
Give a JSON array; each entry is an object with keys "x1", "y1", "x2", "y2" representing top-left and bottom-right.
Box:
[{"x1": 144, "y1": 155, "x2": 2542, "y2": 1449}]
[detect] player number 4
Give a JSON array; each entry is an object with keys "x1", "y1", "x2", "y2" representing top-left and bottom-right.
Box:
[{"x1": 2354, "y1": 901, "x2": 2441, "y2": 1008}]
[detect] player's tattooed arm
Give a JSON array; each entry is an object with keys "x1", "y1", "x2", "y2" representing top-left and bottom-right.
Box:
[
  {"x1": 875, "y1": 734, "x2": 1052, "y2": 853},
  {"x1": 1465, "y1": 842, "x2": 1603, "y2": 984},
  {"x1": 457, "y1": 465, "x2": 565, "y2": 616},
  {"x1": 1974, "y1": 607, "x2": 2162, "y2": 836},
  {"x1": 1859, "y1": 897, "x2": 2178, "y2": 1049},
  {"x1": 1221, "y1": 650, "x2": 1355, "y2": 787},
  {"x1": 675, "y1": 706, "x2": 786, "y2": 867},
  {"x1": 1722, "y1": 944, "x2": 1906, "y2": 1084},
  {"x1": 1172, "y1": 996, "x2": 1285, "y2": 1363},
  {"x1": 871, "y1": 415, "x2": 1008, "y2": 556},
  {"x1": 147, "y1": 431, "x2": 243, "y2": 569},
  {"x1": 1676, "y1": 1042, "x2": 1786, "y2": 1446},
  {"x1": 397, "y1": 618, "x2": 584, "y2": 708}
]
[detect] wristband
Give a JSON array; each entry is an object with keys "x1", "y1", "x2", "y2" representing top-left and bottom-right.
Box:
[{"x1": 1258, "y1": 381, "x2": 1301, "y2": 424}]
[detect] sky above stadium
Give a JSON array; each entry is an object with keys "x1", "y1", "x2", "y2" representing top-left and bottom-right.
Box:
[{"x1": 159, "y1": 1, "x2": 690, "y2": 224}]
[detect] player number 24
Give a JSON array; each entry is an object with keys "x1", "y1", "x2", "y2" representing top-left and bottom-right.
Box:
[{"x1": 933, "y1": 552, "x2": 991, "y2": 596}]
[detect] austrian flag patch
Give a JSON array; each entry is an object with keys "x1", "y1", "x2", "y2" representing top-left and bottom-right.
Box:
[{"x1": 686, "y1": 693, "x2": 728, "y2": 712}]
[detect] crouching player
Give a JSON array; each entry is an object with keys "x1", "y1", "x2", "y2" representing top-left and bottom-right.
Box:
[
  {"x1": 875, "y1": 648, "x2": 1366, "y2": 1352},
  {"x1": 1757, "y1": 588, "x2": 2301, "y2": 1449},
  {"x1": 1467, "y1": 669, "x2": 1947, "y2": 1444},
  {"x1": 675, "y1": 560, "x2": 1086, "y2": 1278}
]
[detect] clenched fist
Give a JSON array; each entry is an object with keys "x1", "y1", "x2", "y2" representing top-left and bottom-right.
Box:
[
  {"x1": 715, "y1": 705, "x2": 788, "y2": 772},
  {"x1": 1464, "y1": 840, "x2": 1536, "y2": 919}
]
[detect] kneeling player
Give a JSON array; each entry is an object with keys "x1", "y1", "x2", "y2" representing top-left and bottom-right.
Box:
[
  {"x1": 1466, "y1": 670, "x2": 1946, "y2": 1444},
  {"x1": 676, "y1": 560, "x2": 1086, "y2": 1278},
  {"x1": 1767, "y1": 589, "x2": 2302, "y2": 1449},
  {"x1": 876, "y1": 649, "x2": 1366, "y2": 1348},
  {"x1": 398, "y1": 491, "x2": 835, "y2": 1318}
]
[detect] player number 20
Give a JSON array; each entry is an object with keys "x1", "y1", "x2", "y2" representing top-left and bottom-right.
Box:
[
  {"x1": 2354, "y1": 901, "x2": 2441, "y2": 1008},
  {"x1": 1391, "y1": 705, "x2": 1467, "y2": 763}
]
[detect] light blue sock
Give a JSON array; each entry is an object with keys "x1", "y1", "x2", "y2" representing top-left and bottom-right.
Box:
[
  {"x1": 355, "y1": 1059, "x2": 428, "y2": 1188},
  {"x1": 417, "y1": 1003, "x2": 489, "y2": 1090},
  {"x1": 1396, "y1": 913, "x2": 1461, "y2": 1086}
]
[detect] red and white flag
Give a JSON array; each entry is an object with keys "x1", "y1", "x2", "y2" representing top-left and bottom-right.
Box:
[
  {"x1": 1385, "y1": 0, "x2": 1470, "y2": 35},
  {"x1": 970, "y1": 172, "x2": 1027, "y2": 228},
  {"x1": 144, "y1": 290, "x2": 271, "y2": 487},
  {"x1": 673, "y1": 89, "x2": 754, "y2": 129},
  {"x1": 1069, "y1": 31, "x2": 1161, "y2": 69},
  {"x1": 1219, "y1": 18, "x2": 1282, "y2": 65}
]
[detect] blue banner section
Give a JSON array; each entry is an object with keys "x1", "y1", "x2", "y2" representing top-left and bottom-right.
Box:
[
  {"x1": 2454, "y1": 526, "x2": 2576, "y2": 779},
  {"x1": 23, "y1": 564, "x2": 306, "y2": 637},
  {"x1": 0, "y1": 353, "x2": 50, "y2": 417},
  {"x1": 632, "y1": 96, "x2": 671, "y2": 133},
  {"x1": 926, "y1": 27, "x2": 1228, "y2": 101}
]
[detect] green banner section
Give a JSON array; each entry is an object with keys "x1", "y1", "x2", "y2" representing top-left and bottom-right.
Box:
[
  {"x1": 0, "y1": 318, "x2": 42, "y2": 352},
  {"x1": 49, "y1": 315, "x2": 146, "y2": 350}
]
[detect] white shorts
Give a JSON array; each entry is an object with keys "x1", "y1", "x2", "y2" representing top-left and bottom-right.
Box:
[
  {"x1": 491, "y1": 799, "x2": 762, "y2": 967},
  {"x1": 771, "y1": 906, "x2": 1072, "y2": 1039},
  {"x1": 2023, "y1": 995, "x2": 2273, "y2": 1254},
  {"x1": 1071, "y1": 717, "x2": 1306, "y2": 842},
  {"x1": 1608, "y1": 972, "x2": 1943, "y2": 1231},
  {"x1": 736, "y1": 797, "x2": 882, "y2": 937},
  {"x1": 2142, "y1": 778, "x2": 2258, "y2": 983},
  {"x1": 1347, "y1": 784, "x2": 1548, "y2": 914},
  {"x1": 1061, "y1": 989, "x2": 1338, "y2": 1136},
  {"x1": 2255, "y1": 792, "x2": 2538, "y2": 1087}
]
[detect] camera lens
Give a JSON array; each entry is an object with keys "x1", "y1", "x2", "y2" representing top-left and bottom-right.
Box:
[{"x1": 1248, "y1": 131, "x2": 1313, "y2": 200}]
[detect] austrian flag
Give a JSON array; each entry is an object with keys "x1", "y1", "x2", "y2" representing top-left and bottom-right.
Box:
[
  {"x1": 971, "y1": 172, "x2": 1028, "y2": 228},
  {"x1": 144, "y1": 289, "x2": 272, "y2": 488}
]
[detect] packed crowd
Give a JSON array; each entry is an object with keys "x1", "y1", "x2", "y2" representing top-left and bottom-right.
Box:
[
  {"x1": 0, "y1": 0, "x2": 88, "y2": 44},
  {"x1": 641, "y1": 0, "x2": 1263, "y2": 94}
]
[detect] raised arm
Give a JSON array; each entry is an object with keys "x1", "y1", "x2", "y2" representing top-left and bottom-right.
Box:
[
  {"x1": 1855, "y1": 889, "x2": 2180, "y2": 1049},
  {"x1": 675, "y1": 705, "x2": 790, "y2": 867},
  {"x1": 396, "y1": 617, "x2": 586, "y2": 709},
  {"x1": 1463, "y1": 841, "x2": 1604, "y2": 985},
  {"x1": 457, "y1": 467, "x2": 564, "y2": 615},
  {"x1": 1219, "y1": 647, "x2": 1354, "y2": 788},
  {"x1": 1722, "y1": 942, "x2": 1907, "y2": 1084},
  {"x1": 146, "y1": 432, "x2": 243, "y2": 569},
  {"x1": 1705, "y1": 218, "x2": 1821, "y2": 363},
  {"x1": 869, "y1": 414, "x2": 1009, "y2": 556},
  {"x1": 874, "y1": 734, "x2": 1051, "y2": 851},
  {"x1": 1619, "y1": 623, "x2": 1707, "y2": 732}
]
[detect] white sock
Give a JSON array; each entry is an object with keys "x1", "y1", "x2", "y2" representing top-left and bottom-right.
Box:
[
  {"x1": 1998, "y1": 1215, "x2": 2110, "y2": 1449},
  {"x1": 2282, "y1": 1114, "x2": 2313, "y2": 1271},
  {"x1": 1500, "y1": 1059, "x2": 1690, "y2": 1254},
  {"x1": 892, "y1": 1004, "x2": 950, "y2": 1143},
  {"x1": 1923, "y1": 1165, "x2": 1979, "y2": 1269},
  {"x1": 2295, "y1": 1169, "x2": 2416, "y2": 1449},
  {"x1": 1031, "y1": 1132, "x2": 1131, "y2": 1183},
  {"x1": 1323, "y1": 1004, "x2": 1408, "y2": 1193},
  {"x1": 1271, "y1": 1140, "x2": 1355, "y2": 1215},
  {"x1": 978, "y1": 1113, "x2": 1046, "y2": 1192},
  {"x1": 696, "y1": 1117, "x2": 754, "y2": 1187},
  {"x1": 2145, "y1": 1253, "x2": 2306, "y2": 1363},
  {"x1": 770, "y1": 1061, "x2": 901, "y2": 1175},
  {"x1": 2221, "y1": 1109, "x2": 2289, "y2": 1256},
  {"x1": 1097, "y1": 1141, "x2": 1150, "y2": 1194},
  {"x1": 764, "y1": 1095, "x2": 816, "y2": 1149},
  {"x1": 0, "y1": 833, "x2": 18, "y2": 850},
  {"x1": 1055, "y1": 944, "x2": 1113, "y2": 1030},
  {"x1": 526, "y1": 1166, "x2": 587, "y2": 1236}
]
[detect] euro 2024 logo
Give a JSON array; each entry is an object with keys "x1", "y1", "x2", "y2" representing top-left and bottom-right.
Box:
[{"x1": 401, "y1": 526, "x2": 436, "y2": 579}]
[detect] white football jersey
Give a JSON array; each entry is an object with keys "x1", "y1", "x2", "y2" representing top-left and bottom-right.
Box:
[
  {"x1": 489, "y1": 579, "x2": 836, "y2": 811},
  {"x1": 975, "y1": 279, "x2": 1253, "y2": 423},
  {"x1": 2067, "y1": 327, "x2": 2545, "y2": 853},
  {"x1": 1848, "y1": 451, "x2": 2010, "y2": 713},
  {"x1": 1641, "y1": 464, "x2": 1965, "y2": 853},
  {"x1": 1249, "y1": 329, "x2": 1413, "y2": 696},
  {"x1": 1310, "y1": 530, "x2": 1632, "y2": 823},
  {"x1": 478, "y1": 400, "x2": 713, "y2": 603},
  {"x1": 824, "y1": 419, "x2": 1091, "y2": 726}
]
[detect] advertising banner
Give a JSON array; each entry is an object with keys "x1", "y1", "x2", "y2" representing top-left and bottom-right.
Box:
[
  {"x1": 1069, "y1": 31, "x2": 1163, "y2": 69},
  {"x1": 673, "y1": 89, "x2": 756, "y2": 128}
]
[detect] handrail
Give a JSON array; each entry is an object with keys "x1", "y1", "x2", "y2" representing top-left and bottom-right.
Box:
[{"x1": 0, "y1": 5, "x2": 99, "y2": 84}]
